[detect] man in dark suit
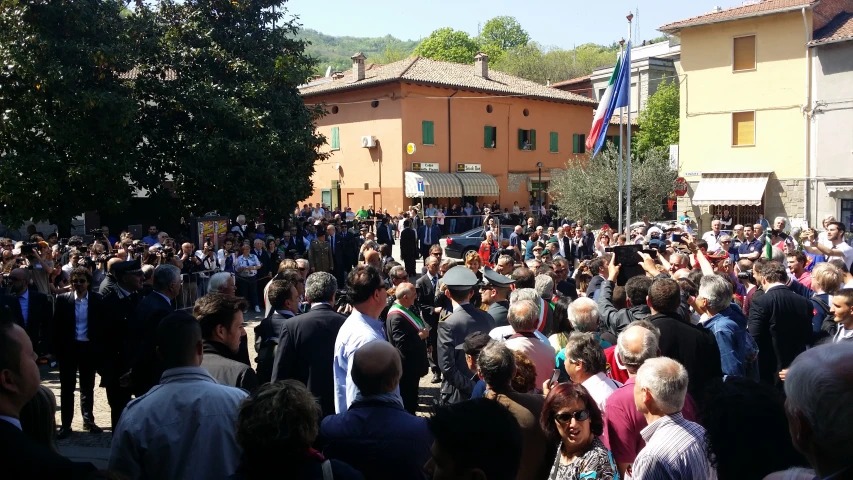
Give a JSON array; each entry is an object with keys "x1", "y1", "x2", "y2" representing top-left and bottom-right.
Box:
[
  {"x1": 437, "y1": 266, "x2": 495, "y2": 404},
  {"x1": 377, "y1": 218, "x2": 395, "y2": 246},
  {"x1": 97, "y1": 258, "x2": 145, "y2": 428},
  {"x1": 418, "y1": 217, "x2": 442, "y2": 261},
  {"x1": 5, "y1": 268, "x2": 52, "y2": 356},
  {"x1": 272, "y1": 272, "x2": 346, "y2": 417},
  {"x1": 586, "y1": 257, "x2": 608, "y2": 297},
  {"x1": 54, "y1": 267, "x2": 105, "y2": 438},
  {"x1": 400, "y1": 220, "x2": 418, "y2": 277},
  {"x1": 416, "y1": 256, "x2": 442, "y2": 383},
  {"x1": 385, "y1": 282, "x2": 429, "y2": 414},
  {"x1": 748, "y1": 260, "x2": 813, "y2": 386},
  {"x1": 255, "y1": 279, "x2": 299, "y2": 383},
  {"x1": 125, "y1": 264, "x2": 180, "y2": 397},
  {"x1": 327, "y1": 224, "x2": 346, "y2": 286},
  {"x1": 253, "y1": 238, "x2": 272, "y2": 306},
  {"x1": 0, "y1": 318, "x2": 97, "y2": 477}
]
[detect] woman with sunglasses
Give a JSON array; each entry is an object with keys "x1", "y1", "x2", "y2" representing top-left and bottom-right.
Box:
[{"x1": 540, "y1": 382, "x2": 615, "y2": 479}]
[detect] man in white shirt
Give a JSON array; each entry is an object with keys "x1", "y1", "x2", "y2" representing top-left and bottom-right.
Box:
[
  {"x1": 563, "y1": 332, "x2": 621, "y2": 412},
  {"x1": 701, "y1": 219, "x2": 723, "y2": 253},
  {"x1": 503, "y1": 299, "x2": 555, "y2": 388},
  {"x1": 109, "y1": 312, "x2": 247, "y2": 479},
  {"x1": 804, "y1": 222, "x2": 853, "y2": 271},
  {"x1": 830, "y1": 289, "x2": 853, "y2": 344}
]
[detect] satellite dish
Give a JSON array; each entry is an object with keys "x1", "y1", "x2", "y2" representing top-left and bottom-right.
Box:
[{"x1": 325, "y1": 66, "x2": 332, "y2": 78}]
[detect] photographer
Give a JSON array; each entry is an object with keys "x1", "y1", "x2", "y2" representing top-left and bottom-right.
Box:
[
  {"x1": 218, "y1": 239, "x2": 238, "y2": 274},
  {"x1": 195, "y1": 241, "x2": 220, "y2": 298},
  {"x1": 21, "y1": 242, "x2": 56, "y2": 295}
]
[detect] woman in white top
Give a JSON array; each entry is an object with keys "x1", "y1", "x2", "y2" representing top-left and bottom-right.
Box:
[{"x1": 235, "y1": 243, "x2": 262, "y2": 312}]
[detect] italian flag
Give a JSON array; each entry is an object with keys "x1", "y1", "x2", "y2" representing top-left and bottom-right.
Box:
[{"x1": 586, "y1": 42, "x2": 631, "y2": 156}]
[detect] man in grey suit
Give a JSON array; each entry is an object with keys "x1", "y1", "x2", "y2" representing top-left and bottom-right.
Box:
[
  {"x1": 437, "y1": 266, "x2": 495, "y2": 404},
  {"x1": 480, "y1": 267, "x2": 514, "y2": 328}
]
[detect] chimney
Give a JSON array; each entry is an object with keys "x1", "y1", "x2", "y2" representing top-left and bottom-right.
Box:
[
  {"x1": 713, "y1": 5, "x2": 722, "y2": 12},
  {"x1": 474, "y1": 52, "x2": 489, "y2": 79},
  {"x1": 351, "y1": 52, "x2": 366, "y2": 82}
]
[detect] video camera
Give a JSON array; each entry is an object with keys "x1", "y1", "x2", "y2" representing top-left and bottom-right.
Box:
[{"x1": 20, "y1": 242, "x2": 40, "y2": 255}]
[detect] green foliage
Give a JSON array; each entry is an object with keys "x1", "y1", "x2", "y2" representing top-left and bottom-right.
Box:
[
  {"x1": 299, "y1": 29, "x2": 418, "y2": 72},
  {"x1": 133, "y1": 0, "x2": 327, "y2": 222},
  {"x1": 498, "y1": 42, "x2": 621, "y2": 85},
  {"x1": 479, "y1": 16, "x2": 529, "y2": 51},
  {"x1": 413, "y1": 27, "x2": 480, "y2": 64},
  {"x1": 0, "y1": 0, "x2": 141, "y2": 233},
  {"x1": 549, "y1": 145, "x2": 677, "y2": 225},
  {"x1": 634, "y1": 80, "x2": 680, "y2": 157}
]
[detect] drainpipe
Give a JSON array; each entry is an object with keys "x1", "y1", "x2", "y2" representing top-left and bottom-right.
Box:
[{"x1": 802, "y1": 7, "x2": 811, "y2": 224}]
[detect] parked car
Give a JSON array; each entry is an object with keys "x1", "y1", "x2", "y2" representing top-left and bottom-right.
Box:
[{"x1": 444, "y1": 225, "x2": 515, "y2": 259}]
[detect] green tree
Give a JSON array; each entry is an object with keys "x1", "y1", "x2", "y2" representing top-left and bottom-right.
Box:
[
  {"x1": 634, "y1": 80, "x2": 680, "y2": 157},
  {"x1": 549, "y1": 145, "x2": 677, "y2": 225},
  {"x1": 369, "y1": 45, "x2": 408, "y2": 65},
  {"x1": 479, "y1": 16, "x2": 529, "y2": 51},
  {"x1": 0, "y1": 0, "x2": 141, "y2": 234},
  {"x1": 132, "y1": 0, "x2": 327, "y2": 221},
  {"x1": 414, "y1": 28, "x2": 479, "y2": 64}
]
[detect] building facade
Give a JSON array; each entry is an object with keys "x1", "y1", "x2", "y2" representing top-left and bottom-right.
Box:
[
  {"x1": 299, "y1": 53, "x2": 596, "y2": 216},
  {"x1": 660, "y1": 0, "x2": 853, "y2": 232}
]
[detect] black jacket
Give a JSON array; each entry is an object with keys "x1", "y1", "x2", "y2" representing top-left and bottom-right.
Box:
[
  {"x1": 648, "y1": 312, "x2": 723, "y2": 397},
  {"x1": 255, "y1": 311, "x2": 293, "y2": 384},
  {"x1": 99, "y1": 274, "x2": 119, "y2": 298},
  {"x1": 586, "y1": 275, "x2": 605, "y2": 297},
  {"x1": 98, "y1": 288, "x2": 143, "y2": 385},
  {"x1": 201, "y1": 340, "x2": 258, "y2": 392},
  {"x1": 126, "y1": 291, "x2": 175, "y2": 396},
  {"x1": 271, "y1": 304, "x2": 346, "y2": 417},
  {"x1": 748, "y1": 285, "x2": 813, "y2": 385},
  {"x1": 52, "y1": 291, "x2": 105, "y2": 359},
  {"x1": 385, "y1": 306, "x2": 429, "y2": 379},
  {"x1": 597, "y1": 279, "x2": 651, "y2": 336},
  {"x1": 377, "y1": 222, "x2": 395, "y2": 246},
  {"x1": 0, "y1": 420, "x2": 96, "y2": 479},
  {"x1": 415, "y1": 274, "x2": 439, "y2": 327},
  {"x1": 4, "y1": 289, "x2": 52, "y2": 354},
  {"x1": 399, "y1": 228, "x2": 418, "y2": 261}
]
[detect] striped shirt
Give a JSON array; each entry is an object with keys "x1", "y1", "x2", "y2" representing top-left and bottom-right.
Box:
[{"x1": 631, "y1": 413, "x2": 716, "y2": 480}]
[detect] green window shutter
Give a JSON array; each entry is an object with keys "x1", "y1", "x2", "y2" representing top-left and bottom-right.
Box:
[
  {"x1": 331, "y1": 127, "x2": 339, "y2": 150},
  {"x1": 484, "y1": 126, "x2": 493, "y2": 148},
  {"x1": 549, "y1": 132, "x2": 558, "y2": 153},
  {"x1": 613, "y1": 135, "x2": 620, "y2": 148},
  {"x1": 518, "y1": 129, "x2": 525, "y2": 149},
  {"x1": 572, "y1": 134, "x2": 580, "y2": 154},
  {"x1": 530, "y1": 130, "x2": 537, "y2": 150},
  {"x1": 580, "y1": 134, "x2": 586, "y2": 154},
  {"x1": 422, "y1": 121, "x2": 434, "y2": 145}
]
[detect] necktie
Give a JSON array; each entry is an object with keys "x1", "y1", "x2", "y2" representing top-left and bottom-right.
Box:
[
  {"x1": 426, "y1": 227, "x2": 431, "y2": 244},
  {"x1": 432, "y1": 275, "x2": 437, "y2": 290}
]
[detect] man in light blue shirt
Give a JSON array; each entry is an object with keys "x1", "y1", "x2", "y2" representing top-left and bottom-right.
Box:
[
  {"x1": 333, "y1": 264, "x2": 389, "y2": 413},
  {"x1": 109, "y1": 312, "x2": 247, "y2": 480}
]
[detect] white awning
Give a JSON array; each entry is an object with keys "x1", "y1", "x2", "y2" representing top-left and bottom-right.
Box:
[
  {"x1": 404, "y1": 171, "x2": 463, "y2": 198},
  {"x1": 691, "y1": 172, "x2": 770, "y2": 206},
  {"x1": 456, "y1": 172, "x2": 500, "y2": 197},
  {"x1": 826, "y1": 182, "x2": 853, "y2": 196}
]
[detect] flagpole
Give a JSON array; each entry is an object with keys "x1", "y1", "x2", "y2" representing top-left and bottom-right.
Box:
[
  {"x1": 625, "y1": 12, "x2": 634, "y2": 236},
  {"x1": 618, "y1": 40, "x2": 624, "y2": 234}
]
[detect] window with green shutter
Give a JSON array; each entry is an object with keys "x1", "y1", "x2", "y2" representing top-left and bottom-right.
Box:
[
  {"x1": 422, "y1": 121, "x2": 434, "y2": 145},
  {"x1": 549, "y1": 132, "x2": 558, "y2": 153},
  {"x1": 518, "y1": 129, "x2": 536, "y2": 150},
  {"x1": 484, "y1": 126, "x2": 497, "y2": 149},
  {"x1": 331, "y1": 127, "x2": 340, "y2": 150},
  {"x1": 530, "y1": 129, "x2": 536, "y2": 150},
  {"x1": 572, "y1": 134, "x2": 586, "y2": 154}
]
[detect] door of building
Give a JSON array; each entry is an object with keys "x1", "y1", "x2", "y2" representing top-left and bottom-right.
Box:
[{"x1": 321, "y1": 189, "x2": 331, "y2": 207}]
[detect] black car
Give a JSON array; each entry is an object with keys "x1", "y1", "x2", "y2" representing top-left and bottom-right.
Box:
[{"x1": 444, "y1": 225, "x2": 516, "y2": 259}]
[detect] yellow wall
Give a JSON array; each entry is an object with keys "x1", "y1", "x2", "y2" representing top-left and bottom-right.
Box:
[{"x1": 678, "y1": 10, "x2": 809, "y2": 179}]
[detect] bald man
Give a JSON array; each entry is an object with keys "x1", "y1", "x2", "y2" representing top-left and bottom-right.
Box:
[
  {"x1": 320, "y1": 340, "x2": 432, "y2": 479},
  {"x1": 363, "y1": 250, "x2": 381, "y2": 269},
  {"x1": 385, "y1": 283, "x2": 429, "y2": 414},
  {"x1": 4, "y1": 268, "x2": 52, "y2": 355},
  {"x1": 99, "y1": 257, "x2": 125, "y2": 297}
]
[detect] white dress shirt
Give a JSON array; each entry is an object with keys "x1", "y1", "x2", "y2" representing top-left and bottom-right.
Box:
[
  {"x1": 74, "y1": 291, "x2": 89, "y2": 342},
  {"x1": 581, "y1": 371, "x2": 622, "y2": 412},
  {"x1": 333, "y1": 309, "x2": 387, "y2": 413}
]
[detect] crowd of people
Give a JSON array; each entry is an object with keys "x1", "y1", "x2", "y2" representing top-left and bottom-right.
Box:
[{"x1": 2, "y1": 208, "x2": 853, "y2": 480}]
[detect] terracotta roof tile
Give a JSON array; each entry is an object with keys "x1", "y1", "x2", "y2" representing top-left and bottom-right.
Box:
[
  {"x1": 549, "y1": 74, "x2": 592, "y2": 88},
  {"x1": 117, "y1": 67, "x2": 177, "y2": 81},
  {"x1": 810, "y1": 11, "x2": 853, "y2": 45},
  {"x1": 659, "y1": 0, "x2": 816, "y2": 33},
  {"x1": 299, "y1": 57, "x2": 597, "y2": 107},
  {"x1": 609, "y1": 113, "x2": 639, "y2": 126}
]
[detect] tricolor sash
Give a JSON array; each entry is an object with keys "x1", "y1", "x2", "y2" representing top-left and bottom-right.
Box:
[
  {"x1": 388, "y1": 303, "x2": 426, "y2": 330},
  {"x1": 536, "y1": 297, "x2": 547, "y2": 333}
]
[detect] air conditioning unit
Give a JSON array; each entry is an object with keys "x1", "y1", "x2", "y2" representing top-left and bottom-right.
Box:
[{"x1": 361, "y1": 136, "x2": 377, "y2": 148}]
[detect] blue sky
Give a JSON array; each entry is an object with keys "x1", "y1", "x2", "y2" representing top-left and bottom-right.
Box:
[{"x1": 285, "y1": 0, "x2": 745, "y2": 48}]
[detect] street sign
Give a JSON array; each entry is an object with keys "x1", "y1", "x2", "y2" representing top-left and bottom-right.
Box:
[
  {"x1": 407, "y1": 143, "x2": 416, "y2": 155},
  {"x1": 412, "y1": 162, "x2": 439, "y2": 172},
  {"x1": 416, "y1": 179, "x2": 424, "y2": 194},
  {"x1": 674, "y1": 177, "x2": 689, "y2": 196}
]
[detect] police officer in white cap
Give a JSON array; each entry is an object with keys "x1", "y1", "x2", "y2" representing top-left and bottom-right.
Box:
[{"x1": 437, "y1": 266, "x2": 495, "y2": 404}]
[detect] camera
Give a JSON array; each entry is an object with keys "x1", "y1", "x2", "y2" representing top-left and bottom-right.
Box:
[{"x1": 20, "y1": 242, "x2": 39, "y2": 255}]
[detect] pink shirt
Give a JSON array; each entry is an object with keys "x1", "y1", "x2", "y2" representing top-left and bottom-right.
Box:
[{"x1": 505, "y1": 335, "x2": 556, "y2": 388}]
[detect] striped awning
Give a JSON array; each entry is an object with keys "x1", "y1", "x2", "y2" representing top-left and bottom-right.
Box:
[
  {"x1": 691, "y1": 172, "x2": 771, "y2": 206},
  {"x1": 456, "y1": 173, "x2": 500, "y2": 197},
  {"x1": 404, "y1": 171, "x2": 463, "y2": 198}
]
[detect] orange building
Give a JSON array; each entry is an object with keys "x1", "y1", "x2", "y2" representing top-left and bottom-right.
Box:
[{"x1": 299, "y1": 53, "x2": 597, "y2": 214}]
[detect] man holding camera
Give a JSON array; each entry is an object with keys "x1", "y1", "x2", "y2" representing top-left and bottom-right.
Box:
[{"x1": 179, "y1": 242, "x2": 202, "y2": 308}]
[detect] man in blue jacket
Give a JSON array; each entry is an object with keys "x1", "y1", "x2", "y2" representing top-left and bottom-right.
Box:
[
  {"x1": 320, "y1": 340, "x2": 432, "y2": 480},
  {"x1": 697, "y1": 274, "x2": 758, "y2": 379}
]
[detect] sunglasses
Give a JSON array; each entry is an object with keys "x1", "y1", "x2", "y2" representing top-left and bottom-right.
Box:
[
  {"x1": 555, "y1": 409, "x2": 590, "y2": 424},
  {"x1": 720, "y1": 241, "x2": 731, "y2": 244},
  {"x1": 71, "y1": 279, "x2": 88, "y2": 285}
]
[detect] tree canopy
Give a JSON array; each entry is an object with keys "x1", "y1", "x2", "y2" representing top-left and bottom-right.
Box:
[
  {"x1": 413, "y1": 27, "x2": 480, "y2": 64},
  {"x1": 549, "y1": 145, "x2": 677, "y2": 225},
  {"x1": 634, "y1": 80, "x2": 680, "y2": 157},
  {"x1": 479, "y1": 16, "x2": 529, "y2": 51}
]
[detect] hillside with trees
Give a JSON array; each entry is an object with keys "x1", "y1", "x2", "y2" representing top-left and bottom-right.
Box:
[{"x1": 300, "y1": 28, "x2": 419, "y2": 72}]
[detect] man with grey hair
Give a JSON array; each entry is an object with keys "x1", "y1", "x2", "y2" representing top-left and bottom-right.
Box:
[
  {"x1": 478, "y1": 340, "x2": 551, "y2": 480},
  {"x1": 271, "y1": 272, "x2": 346, "y2": 417},
  {"x1": 490, "y1": 288, "x2": 551, "y2": 343},
  {"x1": 563, "y1": 332, "x2": 621, "y2": 411},
  {"x1": 534, "y1": 274, "x2": 554, "y2": 301},
  {"x1": 385, "y1": 282, "x2": 428, "y2": 414},
  {"x1": 509, "y1": 287, "x2": 553, "y2": 335},
  {"x1": 698, "y1": 274, "x2": 756, "y2": 378},
  {"x1": 603, "y1": 321, "x2": 699, "y2": 478},
  {"x1": 632, "y1": 357, "x2": 715, "y2": 479},
  {"x1": 208, "y1": 272, "x2": 236, "y2": 297},
  {"x1": 702, "y1": 218, "x2": 722, "y2": 252},
  {"x1": 504, "y1": 299, "x2": 555, "y2": 387},
  {"x1": 784, "y1": 343, "x2": 853, "y2": 479},
  {"x1": 127, "y1": 264, "x2": 181, "y2": 396},
  {"x1": 568, "y1": 297, "x2": 600, "y2": 332}
]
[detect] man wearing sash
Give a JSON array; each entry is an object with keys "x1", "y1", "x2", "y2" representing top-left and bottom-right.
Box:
[{"x1": 385, "y1": 283, "x2": 429, "y2": 414}]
